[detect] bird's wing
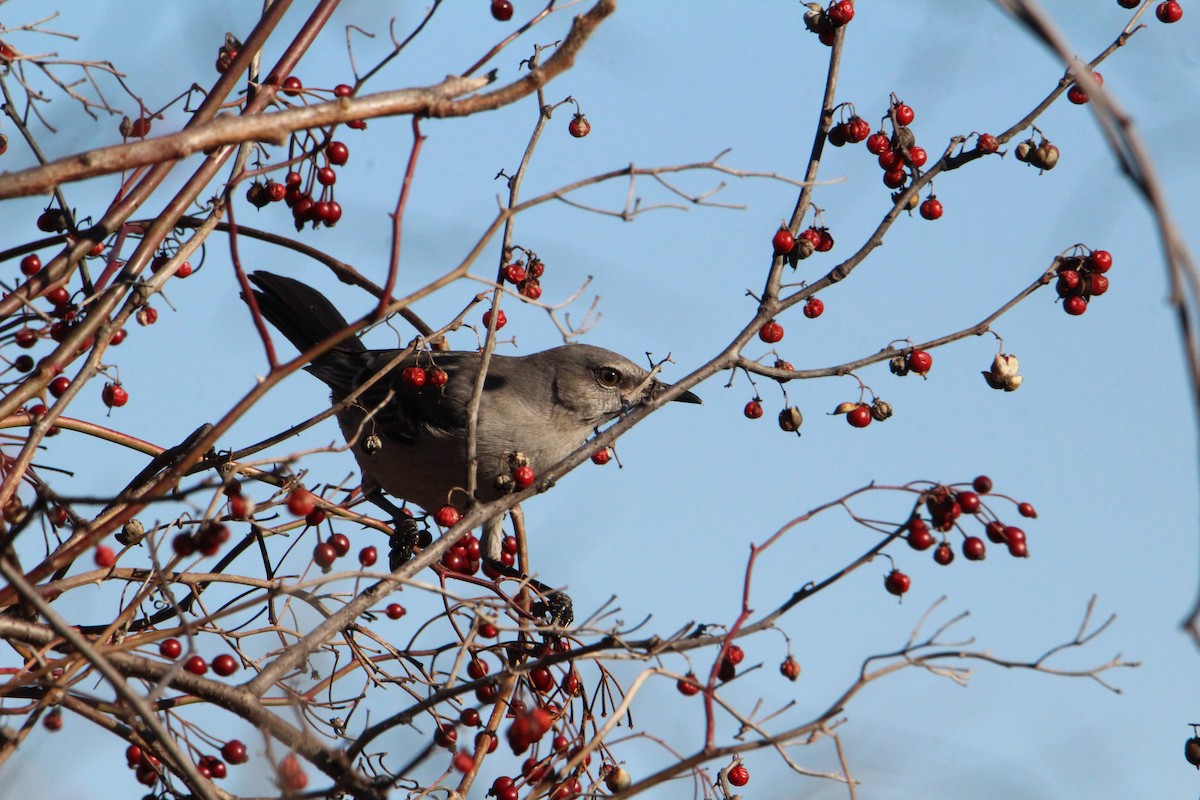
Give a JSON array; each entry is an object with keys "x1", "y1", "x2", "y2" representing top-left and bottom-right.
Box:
[{"x1": 350, "y1": 351, "x2": 497, "y2": 445}]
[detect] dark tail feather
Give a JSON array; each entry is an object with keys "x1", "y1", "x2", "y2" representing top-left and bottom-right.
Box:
[
  {"x1": 246, "y1": 271, "x2": 367, "y2": 393},
  {"x1": 246, "y1": 271, "x2": 367, "y2": 355}
]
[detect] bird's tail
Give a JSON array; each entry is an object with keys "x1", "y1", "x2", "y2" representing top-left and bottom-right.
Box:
[{"x1": 246, "y1": 271, "x2": 367, "y2": 391}]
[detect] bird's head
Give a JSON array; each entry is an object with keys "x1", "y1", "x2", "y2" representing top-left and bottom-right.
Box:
[{"x1": 540, "y1": 344, "x2": 701, "y2": 427}]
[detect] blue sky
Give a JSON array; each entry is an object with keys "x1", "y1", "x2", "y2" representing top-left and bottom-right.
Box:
[{"x1": 4, "y1": 2, "x2": 1200, "y2": 798}]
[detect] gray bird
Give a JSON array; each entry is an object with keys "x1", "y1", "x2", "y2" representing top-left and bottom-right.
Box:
[{"x1": 247, "y1": 272, "x2": 700, "y2": 567}]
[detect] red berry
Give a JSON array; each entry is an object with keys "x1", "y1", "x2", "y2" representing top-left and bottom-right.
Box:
[
  {"x1": 128, "y1": 117, "x2": 152, "y2": 138},
  {"x1": 907, "y1": 521, "x2": 935, "y2": 551},
  {"x1": 759, "y1": 320, "x2": 784, "y2": 343},
  {"x1": 1087, "y1": 250, "x2": 1113, "y2": 273},
  {"x1": 884, "y1": 569, "x2": 911, "y2": 596},
  {"x1": 385, "y1": 603, "x2": 406, "y2": 619},
  {"x1": 305, "y1": 508, "x2": 326, "y2": 526},
  {"x1": 962, "y1": 536, "x2": 987, "y2": 561},
  {"x1": 401, "y1": 365, "x2": 426, "y2": 387},
  {"x1": 1017, "y1": 501, "x2": 1037, "y2": 518},
  {"x1": 329, "y1": 533, "x2": 351, "y2": 556},
  {"x1": 513, "y1": 464, "x2": 535, "y2": 490},
  {"x1": 780, "y1": 655, "x2": 801, "y2": 681},
  {"x1": 892, "y1": 102, "x2": 914, "y2": 125},
  {"x1": 846, "y1": 116, "x2": 871, "y2": 142},
  {"x1": 1089, "y1": 274, "x2": 1110, "y2": 296},
  {"x1": 278, "y1": 755, "x2": 307, "y2": 791},
  {"x1": 172, "y1": 533, "x2": 196, "y2": 556},
  {"x1": 919, "y1": 196, "x2": 943, "y2": 220},
  {"x1": 977, "y1": 133, "x2": 999, "y2": 153},
  {"x1": 933, "y1": 542, "x2": 955, "y2": 565},
  {"x1": 503, "y1": 263, "x2": 527, "y2": 284},
  {"x1": 1157, "y1": 0, "x2": 1183, "y2": 22},
  {"x1": 434, "y1": 723, "x2": 458, "y2": 749},
  {"x1": 94, "y1": 545, "x2": 116, "y2": 568},
  {"x1": 483, "y1": 308, "x2": 506, "y2": 330},
  {"x1": 359, "y1": 546, "x2": 378, "y2": 566},
  {"x1": 316, "y1": 165, "x2": 337, "y2": 186},
  {"x1": 906, "y1": 349, "x2": 932, "y2": 375},
  {"x1": 724, "y1": 644, "x2": 745, "y2": 665},
  {"x1": 47, "y1": 287, "x2": 71, "y2": 307},
  {"x1": 866, "y1": 131, "x2": 890, "y2": 155},
  {"x1": 905, "y1": 146, "x2": 927, "y2": 168},
  {"x1": 728, "y1": 764, "x2": 750, "y2": 787},
  {"x1": 313, "y1": 541, "x2": 337, "y2": 569},
  {"x1": 43, "y1": 710, "x2": 63, "y2": 731},
  {"x1": 1003, "y1": 526, "x2": 1026, "y2": 546},
  {"x1": 985, "y1": 520, "x2": 1007, "y2": 543},
  {"x1": 221, "y1": 740, "x2": 248, "y2": 765},
  {"x1": 803, "y1": 297, "x2": 824, "y2": 318},
  {"x1": 185, "y1": 655, "x2": 208, "y2": 675},
  {"x1": 1063, "y1": 295, "x2": 1088, "y2": 316},
  {"x1": 19, "y1": 254, "x2": 41, "y2": 275},
  {"x1": 491, "y1": 0, "x2": 514, "y2": 21},
  {"x1": 568, "y1": 114, "x2": 591, "y2": 138},
  {"x1": 847, "y1": 404, "x2": 872, "y2": 428},
  {"x1": 591, "y1": 448, "x2": 612, "y2": 465},
  {"x1": 212, "y1": 654, "x2": 238, "y2": 676},
  {"x1": 771, "y1": 227, "x2": 795, "y2": 256},
  {"x1": 102, "y1": 382, "x2": 129, "y2": 408},
  {"x1": 281, "y1": 75, "x2": 303, "y2": 95},
  {"x1": 453, "y1": 750, "x2": 475, "y2": 773},
  {"x1": 286, "y1": 488, "x2": 316, "y2": 517},
  {"x1": 326, "y1": 141, "x2": 349, "y2": 166},
  {"x1": 520, "y1": 279, "x2": 541, "y2": 302},
  {"x1": 426, "y1": 367, "x2": 449, "y2": 387},
  {"x1": 956, "y1": 491, "x2": 981, "y2": 514},
  {"x1": 816, "y1": 228, "x2": 834, "y2": 252},
  {"x1": 15, "y1": 328, "x2": 36, "y2": 348},
  {"x1": 49, "y1": 375, "x2": 70, "y2": 398},
  {"x1": 677, "y1": 673, "x2": 701, "y2": 696},
  {"x1": 434, "y1": 505, "x2": 463, "y2": 527},
  {"x1": 883, "y1": 168, "x2": 907, "y2": 189},
  {"x1": 743, "y1": 399, "x2": 764, "y2": 419}
]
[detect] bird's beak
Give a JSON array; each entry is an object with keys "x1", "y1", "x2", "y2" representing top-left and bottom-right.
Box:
[{"x1": 648, "y1": 380, "x2": 702, "y2": 405}]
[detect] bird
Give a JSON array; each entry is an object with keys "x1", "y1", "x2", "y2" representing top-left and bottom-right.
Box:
[{"x1": 245, "y1": 272, "x2": 701, "y2": 569}]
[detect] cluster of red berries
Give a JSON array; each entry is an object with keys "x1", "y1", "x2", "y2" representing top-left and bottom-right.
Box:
[
  {"x1": 501, "y1": 257, "x2": 546, "y2": 300},
  {"x1": 442, "y1": 530, "x2": 483, "y2": 575},
  {"x1": 803, "y1": 0, "x2": 856, "y2": 45},
  {"x1": 1053, "y1": 248, "x2": 1111, "y2": 316},
  {"x1": 172, "y1": 521, "x2": 231, "y2": 557},
  {"x1": 772, "y1": 223, "x2": 836, "y2": 266},
  {"x1": 246, "y1": 139, "x2": 350, "y2": 229},
  {"x1": 149, "y1": 251, "x2": 194, "y2": 279},
  {"x1": 123, "y1": 743, "x2": 165, "y2": 787},
  {"x1": 400, "y1": 363, "x2": 451, "y2": 389},
  {"x1": 1014, "y1": 137, "x2": 1059, "y2": 171},
  {"x1": 826, "y1": 112, "x2": 871, "y2": 147},
  {"x1": 884, "y1": 476, "x2": 1036, "y2": 597},
  {"x1": 890, "y1": 347, "x2": 933, "y2": 378},
  {"x1": 866, "y1": 101, "x2": 924, "y2": 191},
  {"x1": 313, "y1": 532, "x2": 352, "y2": 570},
  {"x1": 834, "y1": 397, "x2": 893, "y2": 428}
]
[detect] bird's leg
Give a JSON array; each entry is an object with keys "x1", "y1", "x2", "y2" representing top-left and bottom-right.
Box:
[
  {"x1": 482, "y1": 505, "x2": 573, "y2": 627},
  {"x1": 367, "y1": 489, "x2": 428, "y2": 570}
]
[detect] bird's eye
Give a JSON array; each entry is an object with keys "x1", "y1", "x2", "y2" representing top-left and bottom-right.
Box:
[{"x1": 595, "y1": 367, "x2": 622, "y2": 388}]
